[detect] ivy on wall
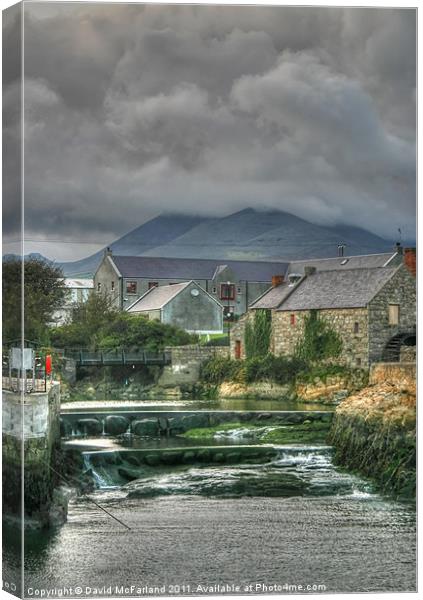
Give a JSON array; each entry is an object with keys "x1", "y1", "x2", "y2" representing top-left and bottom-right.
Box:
[
  {"x1": 295, "y1": 310, "x2": 342, "y2": 363},
  {"x1": 245, "y1": 309, "x2": 272, "y2": 358}
]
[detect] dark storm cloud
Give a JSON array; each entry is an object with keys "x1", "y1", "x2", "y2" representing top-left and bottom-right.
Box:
[{"x1": 3, "y1": 3, "x2": 416, "y2": 259}]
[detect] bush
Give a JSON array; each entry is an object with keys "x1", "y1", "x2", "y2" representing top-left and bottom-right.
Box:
[
  {"x1": 244, "y1": 354, "x2": 307, "y2": 384},
  {"x1": 200, "y1": 354, "x2": 308, "y2": 386},
  {"x1": 200, "y1": 356, "x2": 240, "y2": 385}
]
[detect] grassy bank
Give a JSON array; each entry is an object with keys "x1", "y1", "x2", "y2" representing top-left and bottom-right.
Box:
[{"x1": 328, "y1": 374, "x2": 416, "y2": 500}]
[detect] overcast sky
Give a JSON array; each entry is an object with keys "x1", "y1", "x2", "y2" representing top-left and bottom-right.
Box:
[{"x1": 2, "y1": 2, "x2": 416, "y2": 261}]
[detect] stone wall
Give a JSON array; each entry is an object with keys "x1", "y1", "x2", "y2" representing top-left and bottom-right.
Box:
[
  {"x1": 368, "y1": 266, "x2": 416, "y2": 363},
  {"x1": 272, "y1": 308, "x2": 369, "y2": 368},
  {"x1": 158, "y1": 344, "x2": 230, "y2": 386},
  {"x1": 2, "y1": 383, "x2": 61, "y2": 517},
  {"x1": 369, "y1": 362, "x2": 416, "y2": 389}
]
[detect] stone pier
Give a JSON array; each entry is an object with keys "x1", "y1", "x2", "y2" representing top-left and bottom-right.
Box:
[{"x1": 2, "y1": 382, "x2": 61, "y2": 519}]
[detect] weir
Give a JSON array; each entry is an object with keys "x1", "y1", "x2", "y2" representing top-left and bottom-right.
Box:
[{"x1": 60, "y1": 408, "x2": 333, "y2": 438}]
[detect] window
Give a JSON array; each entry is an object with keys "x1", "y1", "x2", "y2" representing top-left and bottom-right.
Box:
[
  {"x1": 388, "y1": 304, "x2": 400, "y2": 325},
  {"x1": 212, "y1": 287, "x2": 217, "y2": 294},
  {"x1": 237, "y1": 286, "x2": 242, "y2": 294},
  {"x1": 97, "y1": 282, "x2": 102, "y2": 292},
  {"x1": 290, "y1": 313, "x2": 296, "y2": 326},
  {"x1": 111, "y1": 281, "x2": 115, "y2": 291},
  {"x1": 220, "y1": 283, "x2": 235, "y2": 300},
  {"x1": 148, "y1": 281, "x2": 159, "y2": 289},
  {"x1": 354, "y1": 322, "x2": 359, "y2": 334},
  {"x1": 126, "y1": 281, "x2": 137, "y2": 294},
  {"x1": 356, "y1": 358, "x2": 362, "y2": 367}
]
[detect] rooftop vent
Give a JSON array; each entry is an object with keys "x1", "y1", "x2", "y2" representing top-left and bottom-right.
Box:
[{"x1": 288, "y1": 273, "x2": 302, "y2": 286}]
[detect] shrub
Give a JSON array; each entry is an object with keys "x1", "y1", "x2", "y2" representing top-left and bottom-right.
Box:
[{"x1": 200, "y1": 356, "x2": 240, "y2": 385}]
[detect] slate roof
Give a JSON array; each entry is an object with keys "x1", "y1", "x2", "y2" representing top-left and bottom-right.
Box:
[
  {"x1": 277, "y1": 267, "x2": 399, "y2": 311},
  {"x1": 127, "y1": 282, "x2": 192, "y2": 312},
  {"x1": 287, "y1": 252, "x2": 396, "y2": 275},
  {"x1": 111, "y1": 255, "x2": 289, "y2": 282},
  {"x1": 250, "y1": 282, "x2": 294, "y2": 310}
]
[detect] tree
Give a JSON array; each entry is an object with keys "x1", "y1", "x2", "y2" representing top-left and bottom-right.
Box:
[
  {"x1": 2, "y1": 258, "x2": 66, "y2": 343},
  {"x1": 295, "y1": 310, "x2": 342, "y2": 363},
  {"x1": 50, "y1": 294, "x2": 198, "y2": 351},
  {"x1": 49, "y1": 292, "x2": 117, "y2": 349}
]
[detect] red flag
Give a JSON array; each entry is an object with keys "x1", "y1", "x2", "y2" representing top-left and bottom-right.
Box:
[{"x1": 45, "y1": 354, "x2": 52, "y2": 376}]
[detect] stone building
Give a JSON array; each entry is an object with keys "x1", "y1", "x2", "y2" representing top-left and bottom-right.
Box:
[
  {"x1": 126, "y1": 280, "x2": 223, "y2": 334},
  {"x1": 231, "y1": 265, "x2": 415, "y2": 367}
]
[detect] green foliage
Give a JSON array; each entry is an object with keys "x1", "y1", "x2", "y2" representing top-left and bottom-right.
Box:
[
  {"x1": 50, "y1": 292, "x2": 117, "y2": 349},
  {"x1": 200, "y1": 356, "x2": 240, "y2": 385},
  {"x1": 245, "y1": 309, "x2": 272, "y2": 358},
  {"x1": 51, "y1": 294, "x2": 197, "y2": 351},
  {"x1": 200, "y1": 353, "x2": 307, "y2": 386},
  {"x1": 2, "y1": 258, "x2": 66, "y2": 343},
  {"x1": 97, "y1": 313, "x2": 197, "y2": 351},
  {"x1": 295, "y1": 310, "x2": 342, "y2": 363},
  {"x1": 243, "y1": 354, "x2": 308, "y2": 385}
]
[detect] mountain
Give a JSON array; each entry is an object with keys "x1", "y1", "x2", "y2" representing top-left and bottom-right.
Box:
[
  {"x1": 59, "y1": 214, "x2": 211, "y2": 277},
  {"x1": 54, "y1": 208, "x2": 400, "y2": 276}
]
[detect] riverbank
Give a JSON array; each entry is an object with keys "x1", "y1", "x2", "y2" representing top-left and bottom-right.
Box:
[
  {"x1": 61, "y1": 366, "x2": 368, "y2": 405},
  {"x1": 329, "y1": 363, "x2": 416, "y2": 499}
]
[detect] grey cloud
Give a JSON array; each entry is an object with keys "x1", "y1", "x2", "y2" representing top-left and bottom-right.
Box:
[{"x1": 2, "y1": 3, "x2": 415, "y2": 259}]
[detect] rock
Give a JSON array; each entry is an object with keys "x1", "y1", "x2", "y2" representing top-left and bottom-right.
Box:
[
  {"x1": 213, "y1": 452, "x2": 226, "y2": 463},
  {"x1": 160, "y1": 451, "x2": 183, "y2": 465},
  {"x1": 226, "y1": 452, "x2": 241, "y2": 463},
  {"x1": 183, "y1": 451, "x2": 196, "y2": 463},
  {"x1": 131, "y1": 419, "x2": 159, "y2": 437},
  {"x1": 144, "y1": 454, "x2": 160, "y2": 466},
  {"x1": 257, "y1": 413, "x2": 272, "y2": 420},
  {"x1": 104, "y1": 416, "x2": 130, "y2": 436},
  {"x1": 118, "y1": 467, "x2": 141, "y2": 482},
  {"x1": 124, "y1": 455, "x2": 141, "y2": 466},
  {"x1": 181, "y1": 414, "x2": 209, "y2": 430},
  {"x1": 77, "y1": 418, "x2": 102, "y2": 435},
  {"x1": 158, "y1": 416, "x2": 169, "y2": 433},
  {"x1": 196, "y1": 448, "x2": 211, "y2": 462},
  {"x1": 167, "y1": 417, "x2": 185, "y2": 434}
]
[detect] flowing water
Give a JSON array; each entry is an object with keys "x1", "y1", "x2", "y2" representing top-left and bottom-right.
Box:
[{"x1": 2, "y1": 409, "x2": 416, "y2": 597}]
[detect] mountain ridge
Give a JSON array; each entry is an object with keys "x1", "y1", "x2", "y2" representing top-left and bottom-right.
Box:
[{"x1": 4, "y1": 209, "x2": 410, "y2": 277}]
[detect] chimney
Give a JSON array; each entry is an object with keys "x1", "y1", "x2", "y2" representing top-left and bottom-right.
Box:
[
  {"x1": 271, "y1": 275, "x2": 284, "y2": 287},
  {"x1": 304, "y1": 266, "x2": 317, "y2": 276},
  {"x1": 404, "y1": 247, "x2": 416, "y2": 277},
  {"x1": 337, "y1": 243, "x2": 346, "y2": 257},
  {"x1": 104, "y1": 246, "x2": 113, "y2": 257},
  {"x1": 394, "y1": 242, "x2": 403, "y2": 255}
]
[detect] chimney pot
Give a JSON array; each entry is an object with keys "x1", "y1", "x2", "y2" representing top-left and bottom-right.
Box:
[
  {"x1": 104, "y1": 246, "x2": 113, "y2": 257},
  {"x1": 271, "y1": 275, "x2": 284, "y2": 287}
]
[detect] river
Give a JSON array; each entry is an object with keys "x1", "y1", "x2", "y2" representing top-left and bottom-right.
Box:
[{"x1": 2, "y1": 402, "x2": 417, "y2": 597}]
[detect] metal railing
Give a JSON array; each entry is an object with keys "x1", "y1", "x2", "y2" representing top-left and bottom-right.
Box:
[{"x1": 63, "y1": 348, "x2": 172, "y2": 366}]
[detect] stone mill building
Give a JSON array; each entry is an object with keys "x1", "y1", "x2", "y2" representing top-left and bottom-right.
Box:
[{"x1": 230, "y1": 264, "x2": 416, "y2": 368}]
